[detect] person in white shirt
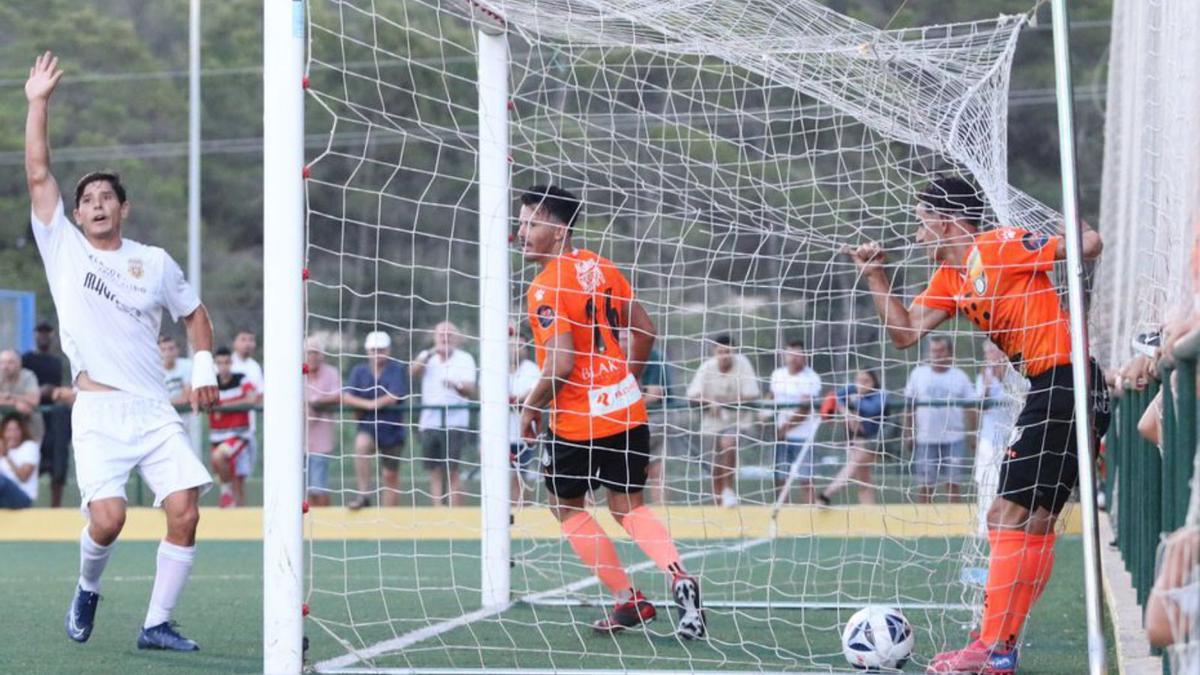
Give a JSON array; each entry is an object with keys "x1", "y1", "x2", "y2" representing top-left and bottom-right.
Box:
[
  {"x1": 26, "y1": 53, "x2": 219, "y2": 651},
  {"x1": 230, "y1": 329, "x2": 263, "y2": 494},
  {"x1": 904, "y1": 335, "x2": 976, "y2": 504},
  {"x1": 973, "y1": 340, "x2": 1026, "y2": 536},
  {"x1": 509, "y1": 332, "x2": 541, "y2": 505},
  {"x1": 768, "y1": 339, "x2": 823, "y2": 503},
  {"x1": 159, "y1": 335, "x2": 194, "y2": 455},
  {"x1": 686, "y1": 334, "x2": 760, "y2": 508},
  {"x1": 0, "y1": 414, "x2": 39, "y2": 509},
  {"x1": 411, "y1": 321, "x2": 478, "y2": 507}
]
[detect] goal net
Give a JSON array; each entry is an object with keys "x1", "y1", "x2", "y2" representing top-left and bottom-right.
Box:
[{"x1": 299, "y1": 0, "x2": 1067, "y2": 671}]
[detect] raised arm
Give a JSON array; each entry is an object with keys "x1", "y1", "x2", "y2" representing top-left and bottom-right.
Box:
[
  {"x1": 849, "y1": 242, "x2": 950, "y2": 349},
  {"x1": 25, "y1": 52, "x2": 65, "y2": 224}
]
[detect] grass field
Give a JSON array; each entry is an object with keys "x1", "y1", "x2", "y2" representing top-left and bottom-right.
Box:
[{"x1": 0, "y1": 533, "x2": 1114, "y2": 673}]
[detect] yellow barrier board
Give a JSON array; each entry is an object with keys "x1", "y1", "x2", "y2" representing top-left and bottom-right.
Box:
[{"x1": 0, "y1": 504, "x2": 1082, "y2": 541}]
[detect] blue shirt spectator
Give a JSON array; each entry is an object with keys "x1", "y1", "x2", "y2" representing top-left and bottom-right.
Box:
[
  {"x1": 345, "y1": 359, "x2": 409, "y2": 448},
  {"x1": 837, "y1": 384, "x2": 886, "y2": 439}
]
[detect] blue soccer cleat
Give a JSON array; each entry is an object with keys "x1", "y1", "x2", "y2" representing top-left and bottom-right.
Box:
[
  {"x1": 65, "y1": 585, "x2": 100, "y2": 643},
  {"x1": 137, "y1": 622, "x2": 200, "y2": 652}
]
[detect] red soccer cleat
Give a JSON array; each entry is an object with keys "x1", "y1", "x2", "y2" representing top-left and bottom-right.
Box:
[
  {"x1": 591, "y1": 591, "x2": 656, "y2": 634},
  {"x1": 927, "y1": 639, "x2": 1017, "y2": 674}
]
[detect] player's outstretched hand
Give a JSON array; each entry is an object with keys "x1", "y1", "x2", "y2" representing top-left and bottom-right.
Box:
[
  {"x1": 845, "y1": 242, "x2": 887, "y2": 277},
  {"x1": 26, "y1": 51, "x2": 64, "y2": 103},
  {"x1": 191, "y1": 384, "x2": 219, "y2": 413}
]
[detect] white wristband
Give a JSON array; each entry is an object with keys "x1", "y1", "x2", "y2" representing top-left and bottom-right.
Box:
[{"x1": 191, "y1": 350, "x2": 217, "y2": 389}]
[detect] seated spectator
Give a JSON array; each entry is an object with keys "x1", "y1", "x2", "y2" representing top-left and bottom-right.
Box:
[
  {"x1": 305, "y1": 337, "x2": 342, "y2": 508},
  {"x1": 905, "y1": 335, "x2": 975, "y2": 504},
  {"x1": 819, "y1": 369, "x2": 886, "y2": 505},
  {"x1": 768, "y1": 339, "x2": 822, "y2": 504},
  {"x1": 686, "y1": 334, "x2": 760, "y2": 508},
  {"x1": 209, "y1": 347, "x2": 258, "y2": 508},
  {"x1": 0, "y1": 349, "x2": 42, "y2": 443},
  {"x1": 0, "y1": 413, "x2": 39, "y2": 509}
]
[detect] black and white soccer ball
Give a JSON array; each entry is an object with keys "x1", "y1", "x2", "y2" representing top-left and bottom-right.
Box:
[{"x1": 841, "y1": 605, "x2": 915, "y2": 671}]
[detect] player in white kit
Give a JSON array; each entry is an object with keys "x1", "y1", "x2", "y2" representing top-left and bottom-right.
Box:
[{"x1": 25, "y1": 52, "x2": 219, "y2": 652}]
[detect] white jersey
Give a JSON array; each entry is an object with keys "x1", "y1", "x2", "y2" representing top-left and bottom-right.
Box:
[
  {"x1": 769, "y1": 366, "x2": 822, "y2": 441},
  {"x1": 418, "y1": 349, "x2": 477, "y2": 430},
  {"x1": 904, "y1": 365, "x2": 975, "y2": 445},
  {"x1": 32, "y1": 200, "x2": 200, "y2": 401},
  {"x1": 232, "y1": 353, "x2": 263, "y2": 433}
]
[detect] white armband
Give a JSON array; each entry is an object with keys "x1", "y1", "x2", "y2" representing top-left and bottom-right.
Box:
[{"x1": 191, "y1": 350, "x2": 217, "y2": 389}]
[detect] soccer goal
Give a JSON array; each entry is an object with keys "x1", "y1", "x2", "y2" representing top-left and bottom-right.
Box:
[{"x1": 263, "y1": 1, "x2": 1105, "y2": 672}]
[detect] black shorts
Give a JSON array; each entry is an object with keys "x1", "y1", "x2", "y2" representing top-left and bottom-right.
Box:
[
  {"x1": 543, "y1": 425, "x2": 651, "y2": 499},
  {"x1": 998, "y1": 359, "x2": 1111, "y2": 514}
]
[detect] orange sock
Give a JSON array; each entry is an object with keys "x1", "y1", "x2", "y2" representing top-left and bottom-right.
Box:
[
  {"x1": 562, "y1": 511, "x2": 632, "y2": 598},
  {"x1": 979, "y1": 529, "x2": 1027, "y2": 647},
  {"x1": 620, "y1": 505, "x2": 685, "y2": 576},
  {"x1": 1001, "y1": 532, "x2": 1057, "y2": 641}
]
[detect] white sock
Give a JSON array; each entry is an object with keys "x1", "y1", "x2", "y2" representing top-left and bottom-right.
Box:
[
  {"x1": 143, "y1": 540, "x2": 195, "y2": 629},
  {"x1": 220, "y1": 484, "x2": 233, "y2": 497},
  {"x1": 78, "y1": 527, "x2": 114, "y2": 593}
]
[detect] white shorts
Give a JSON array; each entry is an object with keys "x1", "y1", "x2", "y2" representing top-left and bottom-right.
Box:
[
  {"x1": 73, "y1": 390, "x2": 212, "y2": 515},
  {"x1": 236, "y1": 436, "x2": 257, "y2": 478}
]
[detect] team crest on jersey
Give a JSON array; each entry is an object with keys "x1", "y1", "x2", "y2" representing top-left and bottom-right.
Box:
[
  {"x1": 574, "y1": 257, "x2": 603, "y2": 293},
  {"x1": 1021, "y1": 232, "x2": 1050, "y2": 252},
  {"x1": 966, "y1": 248, "x2": 987, "y2": 295},
  {"x1": 536, "y1": 305, "x2": 555, "y2": 328},
  {"x1": 127, "y1": 258, "x2": 144, "y2": 279},
  {"x1": 534, "y1": 288, "x2": 546, "y2": 302}
]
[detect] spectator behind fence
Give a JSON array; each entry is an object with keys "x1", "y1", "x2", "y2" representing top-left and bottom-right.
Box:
[
  {"x1": 343, "y1": 331, "x2": 409, "y2": 510},
  {"x1": 819, "y1": 369, "x2": 886, "y2": 505},
  {"x1": 230, "y1": 329, "x2": 263, "y2": 493},
  {"x1": 24, "y1": 321, "x2": 72, "y2": 507},
  {"x1": 0, "y1": 413, "x2": 38, "y2": 508},
  {"x1": 208, "y1": 347, "x2": 257, "y2": 508},
  {"x1": 0, "y1": 349, "x2": 43, "y2": 444},
  {"x1": 904, "y1": 335, "x2": 976, "y2": 503},
  {"x1": 767, "y1": 338, "x2": 822, "y2": 504},
  {"x1": 411, "y1": 321, "x2": 477, "y2": 507},
  {"x1": 974, "y1": 341, "x2": 1027, "y2": 536},
  {"x1": 1146, "y1": 524, "x2": 1199, "y2": 672},
  {"x1": 509, "y1": 332, "x2": 540, "y2": 505},
  {"x1": 305, "y1": 337, "x2": 342, "y2": 508},
  {"x1": 159, "y1": 335, "x2": 193, "y2": 452},
  {"x1": 619, "y1": 327, "x2": 670, "y2": 504},
  {"x1": 686, "y1": 334, "x2": 760, "y2": 508}
]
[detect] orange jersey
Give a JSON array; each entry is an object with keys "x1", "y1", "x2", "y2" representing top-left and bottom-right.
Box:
[
  {"x1": 527, "y1": 248, "x2": 647, "y2": 441},
  {"x1": 912, "y1": 227, "x2": 1071, "y2": 378}
]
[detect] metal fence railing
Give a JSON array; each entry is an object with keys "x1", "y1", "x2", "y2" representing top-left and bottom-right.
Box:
[{"x1": 1105, "y1": 328, "x2": 1200, "y2": 672}]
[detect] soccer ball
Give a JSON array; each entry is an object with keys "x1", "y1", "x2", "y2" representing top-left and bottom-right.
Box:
[{"x1": 841, "y1": 605, "x2": 914, "y2": 671}]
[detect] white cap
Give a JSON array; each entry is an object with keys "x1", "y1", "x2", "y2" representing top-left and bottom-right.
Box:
[
  {"x1": 305, "y1": 336, "x2": 324, "y2": 352},
  {"x1": 364, "y1": 331, "x2": 391, "y2": 351}
]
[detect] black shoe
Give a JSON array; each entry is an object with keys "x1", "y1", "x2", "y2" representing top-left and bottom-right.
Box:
[
  {"x1": 817, "y1": 493, "x2": 832, "y2": 507},
  {"x1": 672, "y1": 575, "x2": 707, "y2": 640},
  {"x1": 591, "y1": 591, "x2": 656, "y2": 633},
  {"x1": 347, "y1": 496, "x2": 371, "y2": 511}
]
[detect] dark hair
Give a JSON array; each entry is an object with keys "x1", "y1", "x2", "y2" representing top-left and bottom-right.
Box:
[
  {"x1": 1, "y1": 413, "x2": 30, "y2": 445},
  {"x1": 917, "y1": 175, "x2": 985, "y2": 227},
  {"x1": 235, "y1": 329, "x2": 256, "y2": 338},
  {"x1": 215, "y1": 346, "x2": 233, "y2": 358},
  {"x1": 74, "y1": 171, "x2": 127, "y2": 208},
  {"x1": 158, "y1": 335, "x2": 176, "y2": 345},
  {"x1": 928, "y1": 334, "x2": 954, "y2": 354},
  {"x1": 712, "y1": 334, "x2": 734, "y2": 348},
  {"x1": 857, "y1": 369, "x2": 881, "y2": 389},
  {"x1": 520, "y1": 185, "x2": 582, "y2": 230},
  {"x1": 786, "y1": 338, "x2": 805, "y2": 350}
]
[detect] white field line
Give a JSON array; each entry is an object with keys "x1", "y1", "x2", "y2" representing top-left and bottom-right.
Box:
[{"x1": 314, "y1": 537, "x2": 771, "y2": 673}]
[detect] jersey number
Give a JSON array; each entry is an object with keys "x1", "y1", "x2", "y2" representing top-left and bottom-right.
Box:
[{"x1": 584, "y1": 290, "x2": 621, "y2": 353}]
